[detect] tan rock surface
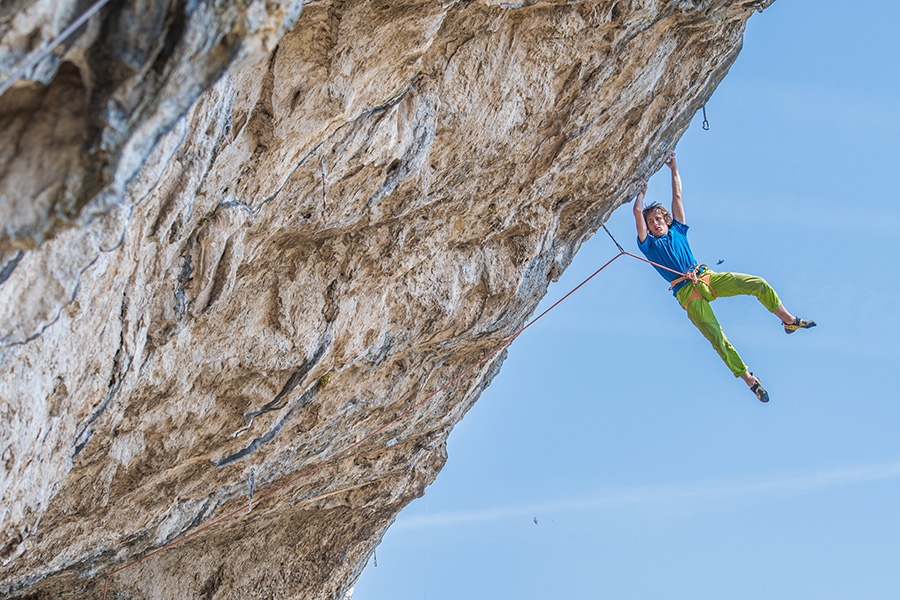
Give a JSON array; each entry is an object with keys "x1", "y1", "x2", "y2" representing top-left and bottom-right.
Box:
[{"x1": 0, "y1": 0, "x2": 772, "y2": 597}]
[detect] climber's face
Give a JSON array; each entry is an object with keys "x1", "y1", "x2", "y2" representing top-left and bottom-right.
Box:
[{"x1": 646, "y1": 210, "x2": 669, "y2": 237}]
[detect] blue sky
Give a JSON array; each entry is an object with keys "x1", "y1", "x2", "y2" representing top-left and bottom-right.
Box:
[{"x1": 354, "y1": 2, "x2": 900, "y2": 598}]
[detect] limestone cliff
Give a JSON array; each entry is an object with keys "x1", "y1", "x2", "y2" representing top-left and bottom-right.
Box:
[{"x1": 0, "y1": 0, "x2": 772, "y2": 597}]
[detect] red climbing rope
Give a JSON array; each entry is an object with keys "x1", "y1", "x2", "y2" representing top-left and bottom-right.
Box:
[{"x1": 98, "y1": 226, "x2": 681, "y2": 598}]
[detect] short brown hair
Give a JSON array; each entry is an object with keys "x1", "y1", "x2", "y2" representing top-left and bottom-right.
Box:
[{"x1": 642, "y1": 203, "x2": 672, "y2": 226}]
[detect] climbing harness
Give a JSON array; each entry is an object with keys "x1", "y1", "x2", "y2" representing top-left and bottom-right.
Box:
[
  {"x1": 668, "y1": 263, "x2": 717, "y2": 309},
  {"x1": 99, "y1": 222, "x2": 701, "y2": 599},
  {"x1": 667, "y1": 263, "x2": 707, "y2": 290},
  {"x1": 0, "y1": 0, "x2": 113, "y2": 97}
]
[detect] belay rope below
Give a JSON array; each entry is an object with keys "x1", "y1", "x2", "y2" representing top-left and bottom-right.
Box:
[{"x1": 98, "y1": 224, "x2": 686, "y2": 598}]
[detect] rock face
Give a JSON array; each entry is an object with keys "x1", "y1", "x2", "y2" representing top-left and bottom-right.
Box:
[{"x1": 0, "y1": 0, "x2": 771, "y2": 597}]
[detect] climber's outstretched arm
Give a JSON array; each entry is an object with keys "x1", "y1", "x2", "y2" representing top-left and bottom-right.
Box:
[
  {"x1": 667, "y1": 153, "x2": 684, "y2": 224},
  {"x1": 633, "y1": 182, "x2": 648, "y2": 243}
]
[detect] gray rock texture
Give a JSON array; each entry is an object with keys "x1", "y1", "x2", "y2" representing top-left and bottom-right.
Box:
[{"x1": 0, "y1": 0, "x2": 773, "y2": 597}]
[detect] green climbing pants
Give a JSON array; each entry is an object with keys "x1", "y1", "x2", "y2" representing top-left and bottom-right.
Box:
[{"x1": 675, "y1": 270, "x2": 782, "y2": 377}]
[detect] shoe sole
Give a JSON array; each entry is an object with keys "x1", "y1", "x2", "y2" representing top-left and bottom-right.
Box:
[
  {"x1": 751, "y1": 382, "x2": 769, "y2": 403},
  {"x1": 785, "y1": 321, "x2": 817, "y2": 334}
]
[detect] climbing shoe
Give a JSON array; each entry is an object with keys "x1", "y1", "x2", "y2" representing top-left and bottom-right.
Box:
[
  {"x1": 750, "y1": 374, "x2": 769, "y2": 403},
  {"x1": 784, "y1": 317, "x2": 817, "y2": 334}
]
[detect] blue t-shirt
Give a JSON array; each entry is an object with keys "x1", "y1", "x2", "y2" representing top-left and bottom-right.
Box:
[{"x1": 637, "y1": 220, "x2": 697, "y2": 294}]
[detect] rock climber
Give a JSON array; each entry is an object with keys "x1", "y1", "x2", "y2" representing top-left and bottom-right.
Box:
[{"x1": 633, "y1": 152, "x2": 815, "y2": 402}]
